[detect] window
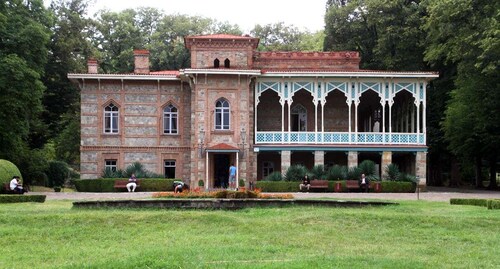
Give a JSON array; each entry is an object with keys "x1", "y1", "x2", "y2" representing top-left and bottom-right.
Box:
[
  {"x1": 224, "y1": 58, "x2": 230, "y2": 68},
  {"x1": 104, "y1": 103, "x2": 119, "y2": 134},
  {"x1": 262, "y1": 161, "x2": 274, "y2": 178},
  {"x1": 214, "y1": 58, "x2": 220, "y2": 68},
  {"x1": 291, "y1": 104, "x2": 307, "y2": 132},
  {"x1": 163, "y1": 104, "x2": 178, "y2": 134},
  {"x1": 164, "y1": 160, "x2": 176, "y2": 178},
  {"x1": 215, "y1": 98, "x2": 230, "y2": 130},
  {"x1": 105, "y1": 160, "x2": 117, "y2": 172}
]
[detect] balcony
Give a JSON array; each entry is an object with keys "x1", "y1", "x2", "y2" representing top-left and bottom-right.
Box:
[{"x1": 255, "y1": 131, "x2": 425, "y2": 145}]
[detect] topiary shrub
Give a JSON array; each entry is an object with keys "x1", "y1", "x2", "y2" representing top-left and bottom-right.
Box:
[
  {"x1": 358, "y1": 160, "x2": 376, "y2": 176},
  {"x1": 264, "y1": 171, "x2": 283, "y2": 181},
  {"x1": 380, "y1": 181, "x2": 415, "y2": 192},
  {"x1": 0, "y1": 159, "x2": 22, "y2": 188},
  {"x1": 46, "y1": 161, "x2": 69, "y2": 187},
  {"x1": 284, "y1": 165, "x2": 308, "y2": 181}
]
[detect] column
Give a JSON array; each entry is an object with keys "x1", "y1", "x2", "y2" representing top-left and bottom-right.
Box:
[
  {"x1": 281, "y1": 150, "x2": 291, "y2": 175},
  {"x1": 314, "y1": 151, "x2": 324, "y2": 167},
  {"x1": 416, "y1": 151, "x2": 427, "y2": 190},
  {"x1": 381, "y1": 151, "x2": 392, "y2": 180},
  {"x1": 347, "y1": 151, "x2": 358, "y2": 168}
]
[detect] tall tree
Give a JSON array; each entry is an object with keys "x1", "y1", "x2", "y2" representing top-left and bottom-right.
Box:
[
  {"x1": 0, "y1": 0, "x2": 50, "y2": 163},
  {"x1": 251, "y1": 22, "x2": 305, "y2": 51},
  {"x1": 425, "y1": 0, "x2": 500, "y2": 189}
]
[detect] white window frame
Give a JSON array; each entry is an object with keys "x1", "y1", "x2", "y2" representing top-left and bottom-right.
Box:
[
  {"x1": 215, "y1": 98, "x2": 230, "y2": 130},
  {"x1": 104, "y1": 103, "x2": 119, "y2": 134},
  {"x1": 163, "y1": 104, "x2": 178, "y2": 134},
  {"x1": 105, "y1": 160, "x2": 117, "y2": 172}
]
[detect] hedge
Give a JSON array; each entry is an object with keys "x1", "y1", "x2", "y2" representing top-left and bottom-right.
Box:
[
  {"x1": 450, "y1": 198, "x2": 489, "y2": 207},
  {"x1": 487, "y1": 200, "x2": 500, "y2": 210},
  {"x1": 255, "y1": 180, "x2": 415, "y2": 193},
  {"x1": 0, "y1": 195, "x2": 46, "y2": 203},
  {"x1": 74, "y1": 178, "x2": 179, "y2": 192}
]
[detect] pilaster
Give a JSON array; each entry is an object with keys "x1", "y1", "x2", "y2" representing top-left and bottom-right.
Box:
[
  {"x1": 281, "y1": 151, "x2": 291, "y2": 175},
  {"x1": 416, "y1": 151, "x2": 427, "y2": 189},
  {"x1": 314, "y1": 151, "x2": 324, "y2": 167},
  {"x1": 347, "y1": 151, "x2": 358, "y2": 168},
  {"x1": 381, "y1": 151, "x2": 392, "y2": 179}
]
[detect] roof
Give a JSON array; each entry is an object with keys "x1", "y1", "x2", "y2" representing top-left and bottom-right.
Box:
[
  {"x1": 206, "y1": 143, "x2": 240, "y2": 152},
  {"x1": 185, "y1": 34, "x2": 255, "y2": 40},
  {"x1": 260, "y1": 69, "x2": 439, "y2": 78}
]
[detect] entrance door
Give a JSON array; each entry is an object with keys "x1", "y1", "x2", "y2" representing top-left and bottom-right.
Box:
[{"x1": 214, "y1": 154, "x2": 230, "y2": 188}]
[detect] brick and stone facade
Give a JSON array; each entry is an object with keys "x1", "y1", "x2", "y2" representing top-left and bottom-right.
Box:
[{"x1": 69, "y1": 34, "x2": 437, "y2": 188}]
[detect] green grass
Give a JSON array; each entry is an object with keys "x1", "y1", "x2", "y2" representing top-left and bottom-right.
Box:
[{"x1": 1, "y1": 200, "x2": 499, "y2": 268}]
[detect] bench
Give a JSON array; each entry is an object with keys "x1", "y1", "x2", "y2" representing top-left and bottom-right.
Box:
[
  {"x1": 3, "y1": 183, "x2": 20, "y2": 194},
  {"x1": 114, "y1": 180, "x2": 141, "y2": 191},
  {"x1": 345, "y1": 180, "x2": 370, "y2": 192},
  {"x1": 309, "y1": 180, "x2": 329, "y2": 192}
]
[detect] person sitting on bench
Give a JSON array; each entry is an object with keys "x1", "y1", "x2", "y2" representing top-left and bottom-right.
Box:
[
  {"x1": 126, "y1": 173, "x2": 138, "y2": 192},
  {"x1": 359, "y1": 173, "x2": 370, "y2": 193},
  {"x1": 299, "y1": 175, "x2": 311, "y2": 191},
  {"x1": 10, "y1": 176, "x2": 26, "y2": 194}
]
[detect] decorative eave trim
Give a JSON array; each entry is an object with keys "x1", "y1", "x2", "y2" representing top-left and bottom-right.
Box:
[
  {"x1": 67, "y1": 73, "x2": 181, "y2": 81},
  {"x1": 180, "y1": 69, "x2": 261, "y2": 76},
  {"x1": 260, "y1": 71, "x2": 439, "y2": 79},
  {"x1": 254, "y1": 145, "x2": 428, "y2": 152}
]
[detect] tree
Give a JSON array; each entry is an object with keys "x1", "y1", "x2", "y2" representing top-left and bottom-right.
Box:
[
  {"x1": 324, "y1": 0, "x2": 427, "y2": 70},
  {"x1": 251, "y1": 22, "x2": 305, "y2": 51},
  {"x1": 425, "y1": 0, "x2": 500, "y2": 189},
  {"x1": 0, "y1": 0, "x2": 50, "y2": 164}
]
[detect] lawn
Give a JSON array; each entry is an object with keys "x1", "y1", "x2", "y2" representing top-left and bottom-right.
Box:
[{"x1": 1, "y1": 200, "x2": 499, "y2": 268}]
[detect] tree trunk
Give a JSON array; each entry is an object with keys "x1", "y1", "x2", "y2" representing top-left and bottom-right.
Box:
[
  {"x1": 449, "y1": 157, "x2": 460, "y2": 187},
  {"x1": 475, "y1": 155, "x2": 483, "y2": 188},
  {"x1": 487, "y1": 155, "x2": 498, "y2": 190}
]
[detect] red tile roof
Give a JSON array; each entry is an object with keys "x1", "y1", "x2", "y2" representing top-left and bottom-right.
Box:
[
  {"x1": 206, "y1": 143, "x2": 239, "y2": 151},
  {"x1": 149, "y1": 70, "x2": 180, "y2": 76}
]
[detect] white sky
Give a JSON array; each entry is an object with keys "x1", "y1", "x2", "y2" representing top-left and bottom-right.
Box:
[{"x1": 45, "y1": 0, "x2": 327, "y2": 32}]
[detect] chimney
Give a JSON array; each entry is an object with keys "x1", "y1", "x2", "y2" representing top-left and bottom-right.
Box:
[
  {"x1": 87, "y1": 59, "x2": 98, "y2": 74},
  {"x1": 133, "y1": 49, "x2": 150, "y2": 74}
]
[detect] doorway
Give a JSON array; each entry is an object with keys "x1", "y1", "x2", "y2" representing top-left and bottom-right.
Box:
[{"x1": 214, "y1": 154, "x2": 230, "y2": 188}]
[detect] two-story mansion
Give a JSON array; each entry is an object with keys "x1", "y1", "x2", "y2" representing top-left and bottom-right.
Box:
[{"x1": 68, "y1": 34, "x2": 437, "y2": 189}]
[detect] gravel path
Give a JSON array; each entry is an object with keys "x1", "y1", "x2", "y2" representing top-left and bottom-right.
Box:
[{"x1": 28, "y1": 187, "x2": 500, "y2": 202}]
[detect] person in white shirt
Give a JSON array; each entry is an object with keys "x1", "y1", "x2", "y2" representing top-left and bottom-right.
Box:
[
  {"x1": 126, "y1": 174, "x2": 138, "y2": 192},
  {"x1": 10, "y1": 176, "x2": 26, "y2": 194}
]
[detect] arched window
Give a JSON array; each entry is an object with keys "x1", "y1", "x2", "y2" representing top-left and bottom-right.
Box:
[
  {"x1": 104, "y1": 103, "x2": 119, "y2": 134},
  {"x1": 163, "y1": 104, "x2": 178, "y2": 134},
  {"x1": 215, "y1": 98, "x2": 230, "y2": 130},
  {"x1": 224, "y1": 58, "x2": 230, "y2": 68},
  {"x1": 214, "y1": 58, "x2": 220, "y2": 68},
  {"x1": 291, "y1": 104, "x2": 307, "y2": 131}
]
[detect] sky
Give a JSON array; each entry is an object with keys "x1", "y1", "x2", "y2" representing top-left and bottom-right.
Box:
[{"x1": 45, "y1": 0, "x2": 327, "y2": 32}]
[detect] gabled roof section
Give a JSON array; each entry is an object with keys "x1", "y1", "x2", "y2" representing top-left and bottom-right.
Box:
[
  {"x1": 184, "y1": 34, "x2": 259, "y2": 50},
  {"x1": 206, "y1": 143, "x2": 240, "y2": 152}
]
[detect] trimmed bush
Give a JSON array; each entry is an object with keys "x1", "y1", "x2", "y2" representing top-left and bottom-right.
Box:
[
  {"x1": 74, "y1": 178, "x2": 178, "y2": 192},
  {"x1": 347, "y1": 167, "x2": 362, "y2": 180},
  {"x1": 256, "y1": 181, "x2": 300, "y2": 192},
  {"x1": 0, "y1": 159, "x2": 22, "y2": 187},
  {"x1": 487, "y1": 200, "x2": 500, "y2": 210},
  {"x1": 450, "y1": 198, "x2": 489, "y2": 207},
  {"x1": 46, "y1": 161, "x2": 69, "y2": 187},
  {"x1": 380, "y1": 181, "x2": 415, "y2": 192},
  {"x1": 310, "y1": 165, "x2": 326, "y2": 180},
  {"x1": 0, "y1": 195, "x2": 46, "y2": 203},
  {"x1": 385, "y1": 164, "x2": 400, "y2": 181}
]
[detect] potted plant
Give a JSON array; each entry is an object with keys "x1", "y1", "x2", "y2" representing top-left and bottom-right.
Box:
[{"x1": 238, "y1": 178, "x2": 246, "y2": 191}]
